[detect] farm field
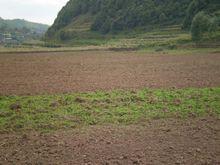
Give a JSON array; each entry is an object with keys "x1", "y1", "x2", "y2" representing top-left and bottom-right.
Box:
[
  {"x1": 0, "y1": 50, "x2": 220, "y2": 164},
  {"x1": 1, "y1": 0, "x2": 220, "y2": 164},
  {"x1": 0, "y1": 117, "x2": 219, "y2": 164},
  {"x1": 0, "y1": 51, "x2": 220, "y2": 95}
]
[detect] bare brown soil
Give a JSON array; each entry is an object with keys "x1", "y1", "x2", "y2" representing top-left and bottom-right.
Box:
[
  {"x1": 0, "y1": 51, "x2": 220, "y2": 95},
  {"x1": 0, "y1": 117, "x2": 219, "y2": 164}
]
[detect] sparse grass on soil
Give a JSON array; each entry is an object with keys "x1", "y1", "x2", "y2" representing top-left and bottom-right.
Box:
[{"x1": 0, "y1": 88, "x2": 219, "y2": 132}]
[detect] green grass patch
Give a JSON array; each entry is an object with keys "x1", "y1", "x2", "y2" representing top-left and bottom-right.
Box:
[{"x1": 0, "y1": 88, "x2": 219, "y2": 133}]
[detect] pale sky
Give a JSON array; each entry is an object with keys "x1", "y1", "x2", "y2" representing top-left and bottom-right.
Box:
[{"x1": 0, "y1": 0, "x2": 69, "y2": 25}]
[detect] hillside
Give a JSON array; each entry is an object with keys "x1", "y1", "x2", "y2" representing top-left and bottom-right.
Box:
[
  {"x1": 46, "y1": 0, "x2": 190, "y2": 39},
  {"x1": 0, "y1": 18, "x2": 49, "y2": 44},
  {"x1": 46, "y1": 0, "x2": 220, "y2": 42},
  {"x1": 0, "y1": 18, "x2": 49, "y2": 34}
]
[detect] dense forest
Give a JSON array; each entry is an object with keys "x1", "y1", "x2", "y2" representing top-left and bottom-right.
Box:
[{"x1": 46, "y1": 0, "x2": 220, "y2": 41}]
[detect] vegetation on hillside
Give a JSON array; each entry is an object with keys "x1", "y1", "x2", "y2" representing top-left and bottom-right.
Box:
[
  {"x1": 90, "y1": 0, "x2": 190, "y2": 33},
  {"x1": 191, "y1": 12, "x2": 217, "y2": 41},
  {"x1": 46, "y1": 0, "x2": 191, "y2": 39},
  {"x1": 183, "y1": 0, "x2": 220, "y2": 29},
  {"x1": 46, "y1": 0, "x2": 220, "y2": 42},
  {"x1": 182, "y1": 0, "x2": 220, "y2": 41},
  {"x1": 0, "y1": 18, "x2": 49, "y2": 34}
]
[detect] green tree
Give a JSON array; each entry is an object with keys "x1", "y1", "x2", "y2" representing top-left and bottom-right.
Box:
[
  {"x1": 209, "y1": 17, "x2": 218, "y2": 32},
  {"x1": 182, "y1": 0, "x2": 209, "y2": 29},
  {"x1": 159, "y1": 13, "x2": 167, "y2": 22},
  {"x1": 191, "y1": 12, "x2": 210, "y2": 41},
  {"x1": 100, "y1": 17, "x2": 111, "y2": 34}
]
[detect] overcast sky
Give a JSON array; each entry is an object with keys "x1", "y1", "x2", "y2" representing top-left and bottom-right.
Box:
[{"x1": 0, "y1": 0, "x2": 69, "y2": 25}]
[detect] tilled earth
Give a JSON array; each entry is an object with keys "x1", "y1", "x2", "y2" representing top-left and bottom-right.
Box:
[
  {"x1": 0, "y1": 117, "x2": 220, "y2": 165},
  {"x1": 1, "y1": 51, "x2": 220, "y2": 164},
  {"x1": 0, "y1": 51, "x2": 220, "y2": 95}
]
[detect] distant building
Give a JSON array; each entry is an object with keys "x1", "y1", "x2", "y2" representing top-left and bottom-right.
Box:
[
  {"x1": 0, "y1": 33, "x2": 19, "y2": 44},
  {"x1": 3, "y1": 33, "x2": 12, "y2": 40}
]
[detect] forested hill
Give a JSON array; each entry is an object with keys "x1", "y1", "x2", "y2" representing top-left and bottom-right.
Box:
[
  {"x1": 0, "y1": 18, "x2": 49, "y2": 34},
  {"x1": 46, "y1": 0, "x2": 220, "y2": 40}
]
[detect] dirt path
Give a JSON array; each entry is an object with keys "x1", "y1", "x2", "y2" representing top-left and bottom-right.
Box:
[
  {"x1": 0, "y1": 51, "x2": 220, "y2": 95},
  {"x1": 0, "y1": 117, "x2": 219, "y2": 164}
]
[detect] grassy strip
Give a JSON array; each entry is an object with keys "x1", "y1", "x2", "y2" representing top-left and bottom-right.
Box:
[
  {"x1": 0, "y1": 46, "x2": 108, "y2": 54},
  {"x1": 1, "y1": 26, "x2": 219, "y2": 54},
  {"x1": 0, "y1": 88, "x2": 219, "y2": 132},
  {"x1": 138, "y1": 47, "x2": 220, "y2": 55}
]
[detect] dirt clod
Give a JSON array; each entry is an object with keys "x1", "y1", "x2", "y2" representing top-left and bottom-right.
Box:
[
  {"x1": 75, "y1": 97, "x2": 86, "y2": 103},
  {"x1": 49, "y1": 102, "x2": 59, "y2": 108},
  {"x1": 9, "y1": 103, "x2": 21, "y2": 111},
  {"x1": 196, "y1": 148, "x2": 201, "y2": 153}
]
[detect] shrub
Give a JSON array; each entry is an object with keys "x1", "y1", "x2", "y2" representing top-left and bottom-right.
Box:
[
  {"x1": 58, "y1": 30, "x2": 77, "y2": 41},
  {"x1": 191, "y1": 12, "x2": 211, "y2": 41},
  {"x1": 159, "y1": 13, "x2": 167, "y2": 22},
  {"x1": 44, "y1": 42, "x2": 61, "y2": 48}
]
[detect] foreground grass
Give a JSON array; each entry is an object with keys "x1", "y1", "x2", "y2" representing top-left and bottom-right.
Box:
[{"x1": 0, "y1": 88, "x2": 219, "y2": 132}]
